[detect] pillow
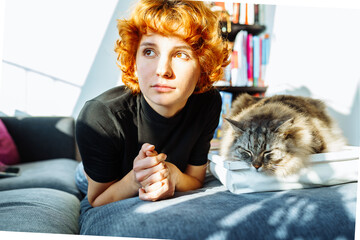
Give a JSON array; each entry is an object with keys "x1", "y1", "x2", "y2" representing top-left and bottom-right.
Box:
[
  {"x1": 0, "y1": 119, "x2": 20, "y2": 165},
  {"x1": 209, "y1": 146, "x2": 359, "y2": 194}
]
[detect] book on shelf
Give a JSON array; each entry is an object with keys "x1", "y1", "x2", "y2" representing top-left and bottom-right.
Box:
[
  {"x1": 245, "y1": 3, "x2": 248, "y2": 25},
  {"x1": 231, "y1": 30, "x2": 248, "y2": 86},
  {"x1": 261, "y1": 34, "x2": 270, "y2": 83},
  {"x1": 252, "y1": 35, "x2": 260, "y2": 87},
  {"x1": 239, "y1": 3, "x2": 246, "y2": 24},
  {"x1": 217, "y1": 31, "x2": 270, "y2": 88},
  {"x1": 230, "y1": 50, "x2": 239, "y2": 86},
  {"x1": 232, "y1": 3, "x2": 240, "y2": 24},
  {"x1": 254, "y1": 4, "x2": 260, "y2": 24},
  {"x1": 258, "y1": 37, "x2": 263, "y2": 87},
  {"x1": 247, "y1": 3, "x2": 255, "y2": 25},
  {"x1": 213, "y1": 91, "x2": 233, "y2": 140},
  {"x1": 246, "y1": 33, "x2": 253, "y2": 87},
  {"x1": 212, "y1": 2, "x2": 261, "y2": 26}
]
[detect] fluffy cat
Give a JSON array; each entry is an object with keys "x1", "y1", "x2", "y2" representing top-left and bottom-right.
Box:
[{"x1": 220, "y1": 93, "x2": 347, "y2": 177}]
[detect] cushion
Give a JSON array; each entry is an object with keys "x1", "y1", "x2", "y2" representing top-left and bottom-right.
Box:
[
  {"x1": 78, "y1": 175, "x2": 356, "y2": 239},
  {"x1": 0, "y1": 117, "x2": 76, "y2": 163},
  {"x1": 0, "y1": 188, "x2": 80, "y2": 234},
  {"x1": 0, "y1": 119, "x2": 20, "y2": 165},
  {"x1": 209, "y1": 146, "x2": 359, "y2": 194},
  {"x1": 0, "y1": 159, "x2": 81, "y2": 199}
]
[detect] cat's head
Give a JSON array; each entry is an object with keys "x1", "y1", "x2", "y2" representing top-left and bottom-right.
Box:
[{"x1": 226, "y1": 116, "x2": 310, "y2": 176}]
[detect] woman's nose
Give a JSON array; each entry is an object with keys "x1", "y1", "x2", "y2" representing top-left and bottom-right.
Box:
[{"x1": 156, "y1": 56, "x2": 173, "y2": 79}]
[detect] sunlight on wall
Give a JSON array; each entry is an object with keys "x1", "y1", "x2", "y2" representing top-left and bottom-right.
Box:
[
  {"x1": 265, "y1": 5, "x2": 360, "y2": 146},
  {"x1": 0, "y1": 0, "x2": 118, "y2": 116}
]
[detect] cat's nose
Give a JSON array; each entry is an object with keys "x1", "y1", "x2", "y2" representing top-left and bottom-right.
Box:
[{"x1": 252, "y1": 162, "x2": 262, "y2": 169}]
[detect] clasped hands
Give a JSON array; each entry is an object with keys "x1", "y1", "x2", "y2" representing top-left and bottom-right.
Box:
[{"x1": 133, "y1": 143, "x2": 177, "y2": 201}]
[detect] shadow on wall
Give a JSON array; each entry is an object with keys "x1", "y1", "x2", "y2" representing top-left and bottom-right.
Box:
[
  {"x1": 71, "y1": 0, "x2": 135, "y2": 118},
  {"x1": 268, "y1": 84, "x2": 360, "y2": 146},
  {"x1": 327, "y1": 82, "x2": 360, "y2": 146}
]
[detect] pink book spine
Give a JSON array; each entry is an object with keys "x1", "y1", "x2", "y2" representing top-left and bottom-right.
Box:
[
  {"x1": 246, "y1": 34, "x2": 253, "y2": 86},
  {"x1": 259, "y1": 37, "x2": 263, "y2": 87}
]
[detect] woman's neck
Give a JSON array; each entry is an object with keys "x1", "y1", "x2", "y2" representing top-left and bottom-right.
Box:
[{"x1": 143, "y1": 95, "x2": 187, "y2": 118}]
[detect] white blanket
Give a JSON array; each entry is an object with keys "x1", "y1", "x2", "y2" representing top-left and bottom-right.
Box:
[{"x1": 209, "y1": 146, "x2": 359, "y2": 194}]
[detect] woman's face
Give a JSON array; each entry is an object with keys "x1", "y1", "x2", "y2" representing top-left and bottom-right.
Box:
[{"x1": 135, "y1": 32, "x2": 201, "y2": 118}]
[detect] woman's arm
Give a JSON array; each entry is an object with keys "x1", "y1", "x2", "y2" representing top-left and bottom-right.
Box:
[
  {"x1": 87, "y1": 170, "x2": 139, "y2": 207},
  {"x1": 87, "y1": 144, "x2": 167, "y2": 207},
  {"x1": 176, "y1": 163, "x2": 207, "y2": 191}
]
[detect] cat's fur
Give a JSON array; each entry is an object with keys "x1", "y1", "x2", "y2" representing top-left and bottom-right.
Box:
[{"x1": 220, "y1": 93, "x2": 347, "y2": 177}]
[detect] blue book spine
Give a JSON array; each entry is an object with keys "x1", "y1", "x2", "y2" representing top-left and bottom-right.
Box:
[
  {"x1": 252, "y1": 36, "x2": 260, "y2": 87},
  {"x1": 214, "y1": 91, "x2": 233, "y2": 139}
]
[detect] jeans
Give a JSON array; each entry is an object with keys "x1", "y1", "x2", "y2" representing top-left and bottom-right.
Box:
[{"x1": 75, "y1": 162, "x2": 88, "y2": 196}]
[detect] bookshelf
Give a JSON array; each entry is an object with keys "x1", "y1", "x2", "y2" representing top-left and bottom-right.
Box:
[
  {"x1": 215, "y1": 86, "x2": 267, "y2": 100},
  {"x1": 215, "y1": 86, "x2": 267, "y2": 95},
  {"x1": 212, "y1": 2, "x2": 270, "y2": 94},
  {"x1": 220, "y1": 22, "x2": 266, "y2": 42},
  {"x1": 212, "y1": 2, "x2": 272, "y2": 142}
]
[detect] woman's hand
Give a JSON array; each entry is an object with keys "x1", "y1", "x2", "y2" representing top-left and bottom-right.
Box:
[
  {"x1": 133, "y1": 143, "x2": 180, "y2": 201},
  {"x1": 133, "y1": 143, "x2": 168, "y2": 192},
  {"x1": 133, "y1": 143, "x2": 205, "y2": 202},
  {"x1": 138, "y1": 162, "x2": 179, "y2": 201}
]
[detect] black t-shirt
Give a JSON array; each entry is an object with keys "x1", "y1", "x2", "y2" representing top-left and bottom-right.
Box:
[{"x1": 76, "y1": 86, "x2": 221, "y2": 183}]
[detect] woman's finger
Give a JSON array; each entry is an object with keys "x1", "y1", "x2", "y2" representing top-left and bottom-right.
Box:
[
  {"x1": 133, "y1": 153, "x2": 166, "y2": 172},
  {"x1": 140, "y1": 168, "x2": 169, "y2": 189},
  {"x1": 136, "y1": 162, "x2": 165, "y2": 183},
  {"x1": 143, "y1": 181, "x2": 163, "y2": 193},
  {"x1": 134, "y1": 143, "x2": 155, "y2": 162},
  {"x1": 139, "y1": 179, "x2": 174, "y2": 201},
  {"x1": 146, "y1": 149, "x2": 158, "y2": 157}
]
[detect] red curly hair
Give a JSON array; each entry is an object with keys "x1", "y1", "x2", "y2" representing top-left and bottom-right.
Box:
[{"x1": 115, "y1": 0, "x2": 230, "y2": 94}]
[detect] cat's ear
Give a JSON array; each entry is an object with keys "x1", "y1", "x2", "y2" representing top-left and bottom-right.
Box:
[
  {"x1": 274, "y1": 117, "x2": 294, "y2": 132},
  {"x1": 225, "y1": 118, "x2": 245, "y2": 133}
]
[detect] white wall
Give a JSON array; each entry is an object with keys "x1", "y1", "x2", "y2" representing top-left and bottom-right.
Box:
[
  {"x1": 0, "y1": 0, "x2": 134, "y2": 116},
  {"x1": 266, "y1": 5, "x2": 360, "y2": 146},
  {"x1": 71, "y1": 0, "x2": 136, "y2": 117}
]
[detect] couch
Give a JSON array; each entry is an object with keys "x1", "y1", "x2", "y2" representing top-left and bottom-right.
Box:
[
  {"x1": 0, "y1": 116, "x2": 357, "y2": 239},
  {"x1": 0, "y1": 116, "x2": 81, "y2": 234}
]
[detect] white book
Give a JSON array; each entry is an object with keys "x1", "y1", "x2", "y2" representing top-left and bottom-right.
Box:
[
  {"x1": 209, "y1": 146, "x2": 360, "y2": 170},
  {"x1": 239, "y1": 3, "x2": 246, "y2": 24},
  {"x1": 247, "y1": 4, "x2": 254, "y2": 25},
  {"x1": 208, "y1": 146, "x2": 359, "y2": 194}
]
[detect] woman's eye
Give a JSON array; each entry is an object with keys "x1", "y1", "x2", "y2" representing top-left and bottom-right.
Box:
[
  {"x1": 144, "y1": 49, "x2": 155, "y2": 57},
  {"x1": 175, "y1": 52, "x2": 189, "y2": 60}
]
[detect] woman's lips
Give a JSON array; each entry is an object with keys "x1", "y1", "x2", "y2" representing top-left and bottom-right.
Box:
[{"x1": 152, "y1": 84, "x2": 176, "y2": 93}]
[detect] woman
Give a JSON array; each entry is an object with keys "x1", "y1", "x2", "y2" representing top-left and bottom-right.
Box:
[{"x1": 75, "y1": 0, "x2": 230, "y2": 206}]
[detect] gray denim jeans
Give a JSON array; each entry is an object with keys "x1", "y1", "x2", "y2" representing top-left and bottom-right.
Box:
[{"x1": 75, "y1": 162, "x2": 88, "y2": 196}]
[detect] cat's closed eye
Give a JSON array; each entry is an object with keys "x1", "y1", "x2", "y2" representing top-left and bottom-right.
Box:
[
  {"x1": 237, "y1": 149, "x2": 252, "y2": 160},
  {"x1": 263, "y1": 151, "x2": 272, "y2": 161}
]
